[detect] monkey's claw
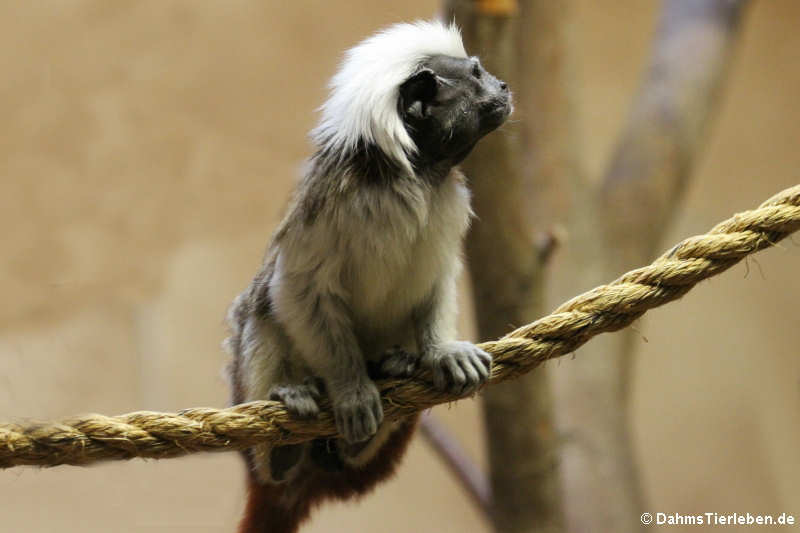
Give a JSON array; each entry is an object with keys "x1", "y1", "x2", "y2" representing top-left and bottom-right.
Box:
[
  {"x1": 378, "y1": 345, "x2": 419, "y2": 378},
  {"x1": 422, "y1": 341, "x2": 492, "y2": 396},
  {"x1": 268, "y1": 380, "x2": 322, "y2": 419},
  {"x1": 332, "y1": 380, "x2": 383, "y2": 444}
]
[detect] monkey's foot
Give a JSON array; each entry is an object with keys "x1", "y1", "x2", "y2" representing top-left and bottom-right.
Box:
[
  {"x1": 268, "y1": 377, "x2": 323, "y2": 419},
  {"x1": 332, "y1": 380, "x2": 383, "y2": 444},
  {"x1": 421, "y1": 341, "x2": 492, "y2": 396},
  {"x1": 373, "y1": 345, "x2": 419, "y2": 379}
]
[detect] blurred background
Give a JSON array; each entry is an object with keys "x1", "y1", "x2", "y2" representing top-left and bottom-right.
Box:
[{"x1": 0, "y1": 1, "x2": 798, "y2": 532}]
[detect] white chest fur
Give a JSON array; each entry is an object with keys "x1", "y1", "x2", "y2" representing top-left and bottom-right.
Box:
[{"x1": 345, "y1": 172, "x2": 472, "y2": 332}]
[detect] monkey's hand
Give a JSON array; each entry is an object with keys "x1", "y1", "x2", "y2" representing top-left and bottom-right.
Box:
[
  {"x1": 420, "y1": 341, "x2": 492, "y2": 396},
  {"x1": 372, "y1": 345, "x2": 419, "y2": 379},
  {"x1": 268, "y1": 377, "x2": 324, "y2": 419},
  {"x1": 332, "y1": 379, "x2": 383, "y2": 443}
]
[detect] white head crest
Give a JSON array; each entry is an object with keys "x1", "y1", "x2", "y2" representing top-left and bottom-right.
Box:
[{"x1": 311, "y1": 20, "x2": 467, "y2": 173}]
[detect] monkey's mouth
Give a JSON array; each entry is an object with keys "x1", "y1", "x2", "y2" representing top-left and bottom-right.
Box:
[{"x1": 480, "y1": 96, "x2": 513, "y2": 132}]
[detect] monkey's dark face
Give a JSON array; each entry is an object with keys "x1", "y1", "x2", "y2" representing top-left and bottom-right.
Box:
[{"x1": 399, "y1": 54, "x2": 512, "y2": 168}]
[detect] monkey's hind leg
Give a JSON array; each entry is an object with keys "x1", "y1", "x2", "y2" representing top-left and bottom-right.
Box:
[{"x1": 267, "y1": 378, "x2": 323, "y2": 481}]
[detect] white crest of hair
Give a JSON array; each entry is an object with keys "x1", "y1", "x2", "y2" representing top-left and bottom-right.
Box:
[{"x1": 311, "y1": 20, "x2": 467, "y2": 174}]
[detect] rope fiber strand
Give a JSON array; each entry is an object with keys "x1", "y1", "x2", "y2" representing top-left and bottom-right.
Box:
[{"x1": 2, "y1": 184, "x2": 799, "y2": 469}]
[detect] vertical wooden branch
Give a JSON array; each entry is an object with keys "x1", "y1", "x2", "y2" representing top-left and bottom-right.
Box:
[
  {"x1": 553, "y1": 1, "x2": 749, "y2": 531},
  {"x1": 446, "y1": 1, "x2": 579, "y2": 531},
  {"x1": 601, "y1": 0, "x2": 749, "y2": 264}
]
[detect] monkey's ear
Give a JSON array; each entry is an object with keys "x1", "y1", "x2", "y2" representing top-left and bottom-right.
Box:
[{"x1": 399, "y1": 68, "x2": 438, "y2": 120}]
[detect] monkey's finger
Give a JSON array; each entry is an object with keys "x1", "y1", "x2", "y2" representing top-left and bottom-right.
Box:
[
  {"x1": 474, "y1": 348, "x2": 492, "y2": 371},
  {"x1": 335, "y1": 411, "x2": 351, "y2": 442},
  {"x1": 379, "y1": 348, "x2": 419, "y2": 379},
  {"x1": 366, "y1": 409, "x2": 379, "y2": 439},
  {"x1": 444, "y1": 357, "x2": 467, "y2": 394},
  {"x1": 356, "y1": 407, "x2": 378, "y2": 442},
  {"x1": 371, "y1": 400, "x2": 384, "y2": 427},
  {"x1": 431, "y1": 361, "x2": 448, "y2": 391},
  {"x1": 267, "y1": 386, "x2": 287, "y2": 402},
  {"x1": 381, "y1": 355, "x2": 407, "y2": 377},
  {"x1": 457, "y1": 356, "x2": 482, "y2": 392},
  {"x1": 295, "y1": 397, "x2": 320, "y2": 419},
  {"x1": 470, "y1": 353, "x2": 490, "y2": 381}
]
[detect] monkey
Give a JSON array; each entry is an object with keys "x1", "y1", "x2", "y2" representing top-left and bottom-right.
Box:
[{"x1": 225, "y1": 20, "x2": 512, "y2": 533}]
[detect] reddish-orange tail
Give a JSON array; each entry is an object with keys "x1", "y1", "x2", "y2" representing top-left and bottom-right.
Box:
[
  {"x1": 237, "y1": 416, "x2": 419, "y2": 532},
  {"x1": 238, "y1": 476, "x2": 312, "y2": 533}
]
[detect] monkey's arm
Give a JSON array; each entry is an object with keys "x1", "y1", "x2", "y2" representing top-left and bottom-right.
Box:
[
  {"x1": 269, "y1": 254, "x2": 382, "y2": 444},
  {"x1": 413, "y1": 276, "x2": 492, "y2": 395}
]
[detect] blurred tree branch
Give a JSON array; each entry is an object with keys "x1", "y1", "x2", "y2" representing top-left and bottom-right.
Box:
[
  {"x1": 445, "y1": 0, "x2": 579, "y2": 531},
  {"x1": 437, "y1": 1, "x2": 748, "y2": 532},
  {"x1": 419, "y1": 413, "x2": 492, "y2": 518},
  {"x1": 553, "y1": 1, "x2": 749, "y2": 531}
]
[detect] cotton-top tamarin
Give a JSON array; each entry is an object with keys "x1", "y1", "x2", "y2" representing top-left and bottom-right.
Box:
[{"x1": 226, "y1": 20, "x2": 512, "y2": 533}]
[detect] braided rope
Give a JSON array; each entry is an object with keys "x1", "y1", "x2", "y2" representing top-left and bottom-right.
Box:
[{"x1": 2, "y1": 184, "x2": 799, "y2": 469}]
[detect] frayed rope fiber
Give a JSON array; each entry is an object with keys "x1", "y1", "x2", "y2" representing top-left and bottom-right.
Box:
[{"x1": 2, "y1": 184, "x2": 799, "y2": 469}]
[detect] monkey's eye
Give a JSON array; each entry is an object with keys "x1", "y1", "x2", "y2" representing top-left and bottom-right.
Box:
[{"x1": 471, "y1": 63, "x2": 481, "y2": 79}]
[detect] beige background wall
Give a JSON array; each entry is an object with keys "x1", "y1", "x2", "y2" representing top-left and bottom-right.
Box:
[{"x1": 0, "y1": 1, "x2": 797, "y2": 531}]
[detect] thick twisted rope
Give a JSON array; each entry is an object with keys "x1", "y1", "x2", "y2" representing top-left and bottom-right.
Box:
[{"x1": 2, "y1": 184, "x2": 799, "y2": 469}]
